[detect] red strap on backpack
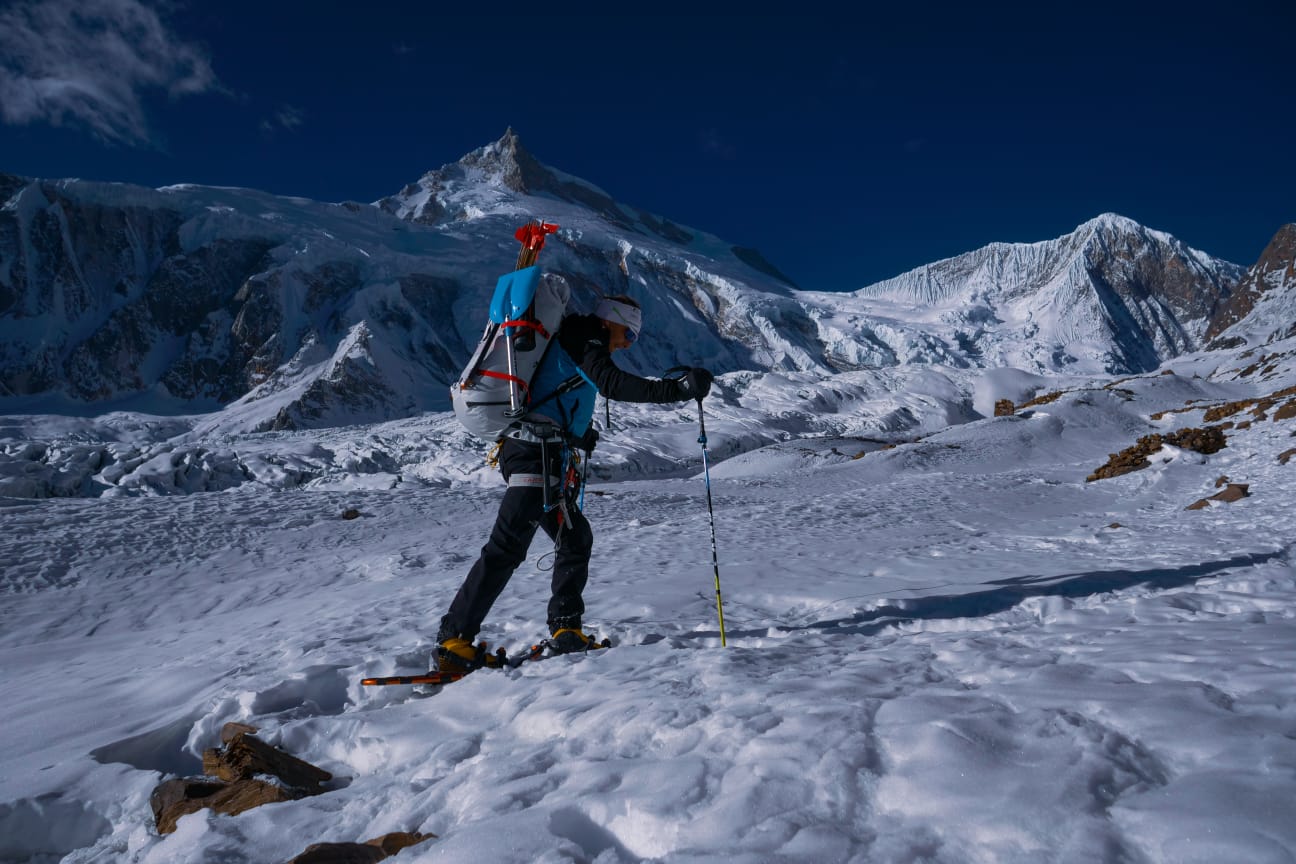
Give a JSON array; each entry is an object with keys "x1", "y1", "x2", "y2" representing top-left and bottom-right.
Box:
[
  {"x1": 500, "y1": 319, "x2": 550, "y2": 339},
  {"x1": 478, "y1": 370, "x2": 530, "y2": 393}
]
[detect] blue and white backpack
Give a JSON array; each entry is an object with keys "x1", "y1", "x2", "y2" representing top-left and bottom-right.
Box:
[{"x1": 451, "y1": 265, "x2": 570, "y2": 441}]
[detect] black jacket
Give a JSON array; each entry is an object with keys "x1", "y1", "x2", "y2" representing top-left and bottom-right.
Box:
[{"x1": 556, "y1": 314, "x2": 683, "y2": 404}]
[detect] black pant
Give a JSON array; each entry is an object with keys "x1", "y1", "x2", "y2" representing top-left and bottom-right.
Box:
[{"x1": 438, "y1": 438, "x2": 593, "y2": 642}]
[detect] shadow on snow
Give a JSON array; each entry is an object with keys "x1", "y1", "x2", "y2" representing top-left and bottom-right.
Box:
[{"x1": 695, "y1": 549, "x2": 1291, "y2": 642}]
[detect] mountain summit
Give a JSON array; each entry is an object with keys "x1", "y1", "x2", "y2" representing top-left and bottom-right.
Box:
[{"x1": 379, "y1": 130, "x2": 694, "y2": 245}]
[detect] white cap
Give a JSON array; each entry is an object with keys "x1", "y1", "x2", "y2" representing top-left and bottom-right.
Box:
[{"x1": 595, "y1": 297, "x2": 642, "y2": 333}]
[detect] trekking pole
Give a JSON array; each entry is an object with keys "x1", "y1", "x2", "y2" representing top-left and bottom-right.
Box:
[
  {"x1": 695, "y1": 399, "x2": 728, "y2": 646},
  {"x1": 664, "y1": 366, "x2": 727, "y2": 645}
]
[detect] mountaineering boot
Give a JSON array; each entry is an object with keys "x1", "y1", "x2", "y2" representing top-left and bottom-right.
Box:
[
  {"x1": 549, "y1": 628, "x2": 599, "y2": 654},
  {"x1": 436, "y1": 637, "x2": 507, "y2": 673},
  {"x1": 435, "y1": 637, "x2": 479, "y2": 673}
]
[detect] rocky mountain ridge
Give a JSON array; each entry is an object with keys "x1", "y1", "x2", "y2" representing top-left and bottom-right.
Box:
[
  {"x1": 1206, "y1": 222, "x2": 1296, "y2": 348},
  {"x1": 0, "y1": 131, "x2": 1278, "y2": 433},
  {"x1": 804, "y1": 213, "x2": 1245, "y2": 374}
]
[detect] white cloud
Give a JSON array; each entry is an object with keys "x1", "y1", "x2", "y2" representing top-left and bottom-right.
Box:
[
  {"x1": 260, "y1": 104, "x2": 305, "y2": 136},
  {"x1": 275, "y1": 105, "x2": 305, "y2": 130},
  {"x1": 0, "y1": 0, "x2": 220, "y2": 146}
]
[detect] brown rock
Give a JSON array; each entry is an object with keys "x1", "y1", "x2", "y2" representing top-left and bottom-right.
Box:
[
  {"x1": 1214, "y1": 475, "x2": 1230, "y2": 488},
  {"x1": 342, "y1": 508, "x2": 361, "y2": 520},
  {"x1": 993, "y1": 399, "x2": 1015, "y2": 417},
  {"x1": 221, "y1": 722, "x2": 260, "y2": 744},
  {"x1": 288, "y1": 843, "x2": 386, "y2": 864},
  {"x1": 203, "y1": 732, "x2": 332, "y2": 791},
  {"x1": 1205, "y1": 224, "x2": 1296, "y2": 342},
  {"x1": 1020, "y1": 390, "x2": 1064, "y2": 409},
  {"x1": 1276, "y1": 401, "x2": 1296, "y2": 422},
  {"x1": 1279, "y1": 448, "x2": 1296, "y2": 465},
  {"x1": 155, "y1": 777, "x2": 301, "y2": 834},
  {"x1": 1165, "y1": 426, "x2": 1227, "y2": 454},
  {"x1": 1214, "y1": 483, "x2": 1250, "y2": 503},
  {"x1": 286, "y1": 832, "x2": 435, "y2": 864},
  {"x1": 367, "y1": 832, "x2": 436, "y2": 855},
  {"x1": 1203, "y1": 400, "x2": 1253, "y2": 422},
  {"x1": 150, "y1": 778, "x2": 224, "y2": 827},
  {"x1": 1186, "y1": 483, "x2": 1250, "y2": 511},
  {"x1": 1086, "y1": 426, "x2": 1228, "y2": 482}
]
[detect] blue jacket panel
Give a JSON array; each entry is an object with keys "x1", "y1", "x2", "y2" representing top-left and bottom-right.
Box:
[
  {"x1": 528, "y1": 339, "x2": 598, "y2": 437},
  {"x1": 525, "y1": 313, "x2": 685, "y2": 438}
]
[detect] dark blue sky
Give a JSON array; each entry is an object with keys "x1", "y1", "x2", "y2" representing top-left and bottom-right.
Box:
[{"x1": 2, "y1": 1, "x2": 1292, "y2": 290}]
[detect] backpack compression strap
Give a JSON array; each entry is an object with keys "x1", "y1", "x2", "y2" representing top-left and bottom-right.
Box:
[
  {"x1": 468, "y1": 319, "x2": 552, "y2": 392},
  {"x1": 501, "y1": 319, "x2": 551, "y2": 338},
  {"x1": 479, "y1": 369, "x2": 530, "y2": 393}
]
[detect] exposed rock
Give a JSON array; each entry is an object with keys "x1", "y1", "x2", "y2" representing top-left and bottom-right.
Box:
[
  {"x1": 1198, "y1": 385, "x2": 1296, "y2": 424},
  {"x1": 152, "y1": 776, "x2": 301, "y2": 835},
  {"x1": 1202, "y1": 400, "x2": 1254, "y2": 422},
  {"x1": 287, "y1": 843, "x2": 385, "y2": 864},
  {"x1": 1214, "y1": 483, "x2": 1250, "y2": 502},
  {"x1": 203, "y1": 731, "x2": 332, "y2": 790},
  {"x1": 221, "y1": 721, "x2": 260, "y2": 744},
  {"x1": 994, "y1": 399, "x2": 1015, "y2": 417},
  {"x1": 1020, "y1": 390, "x2": 1064, "y2": 409},
  {"x1": 367, "y1": 833, "x2": 433, "y2": 855},
  {"x1": 1206, "y1": 223, "x2": 1296, "y2": 343},
  {"x1": 150, "y1": 777, "x2": 225, "y2": 827},
  {"x1": 1276, "y1": 401, "x2": 1296, "y2": 422},
  {"x1": 150, "y1": 730, "x2": 331, "y2": 834},
  {"x1": 1279, "y1": 448, "x2": 1296, "y2": 466},
  {"x1": 1087, "y1": 426, "x2": 1228, "y2": 482},
  {"x1": 342, "y1": 508, "x2": 361, "y2": 520},
  {"x1": 287, "y1": 833, "x2": 435, "y2": 864},
  {"x1": 1186, "y1": 483, "x2": 1250, "y2": 510}
]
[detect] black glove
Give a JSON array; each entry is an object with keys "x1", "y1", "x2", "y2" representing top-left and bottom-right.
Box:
[
  {"x1": 576, "y1": 426, "x2": 600, "y2": 452},
  {"x1": 676, "y1": 367, "x2": 714, "y2": 401}
]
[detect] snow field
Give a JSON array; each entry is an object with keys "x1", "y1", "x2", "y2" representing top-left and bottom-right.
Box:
[{"x1": 2, "y1": 350, "x2": 1296, "y2": 862}]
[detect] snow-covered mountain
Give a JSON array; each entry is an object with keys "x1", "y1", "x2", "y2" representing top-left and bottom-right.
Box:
[
  {"x1": 0, "y1": 130, "x2": 1250, "y2": 437},
  {"x1": 1205, "y1": 223, "x2": 1296, "y2": 348},
  {"x1": 802, "y1": 213, "x2": 1243, "y2": 375},
  {"x1": 0, "y1": 177, "x2": 485, "y2": 429}
]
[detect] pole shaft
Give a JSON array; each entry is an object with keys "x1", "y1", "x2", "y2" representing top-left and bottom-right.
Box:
[{"x1": 697, "y1": 403, "x2": 727, "y2": 646}]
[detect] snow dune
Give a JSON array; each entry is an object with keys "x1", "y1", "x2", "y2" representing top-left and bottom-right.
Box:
[{"x1": 2, "y1": 342, "x2": 1295, "y2": 863}]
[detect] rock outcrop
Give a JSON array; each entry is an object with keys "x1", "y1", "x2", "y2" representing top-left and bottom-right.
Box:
[{"x1": 150, "y1": 724, "x2": 331, "y2": 835}]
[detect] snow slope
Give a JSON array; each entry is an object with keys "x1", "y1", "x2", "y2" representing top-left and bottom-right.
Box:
[{"x1": 2, "y1": 337, "x2": 1294, "y2": 863}]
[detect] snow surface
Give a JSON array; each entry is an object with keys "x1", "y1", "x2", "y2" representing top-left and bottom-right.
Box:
[{"x1": 3, "y1": 337, "x2": 1296, "y2": 863}]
